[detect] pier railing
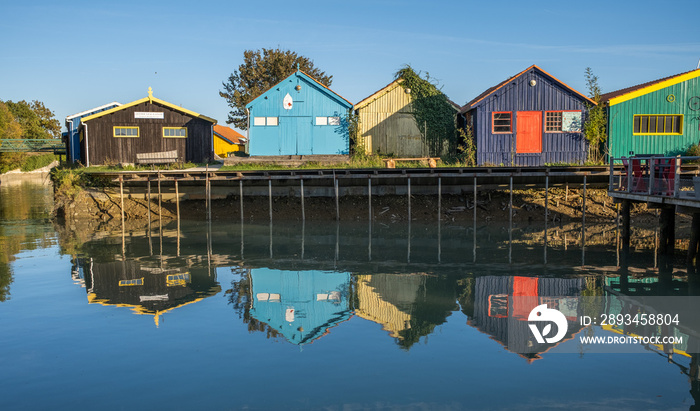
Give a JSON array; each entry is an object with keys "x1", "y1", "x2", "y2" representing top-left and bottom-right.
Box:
[{"x1": 608, "y1": 156, "x2": 700, "y2": 199}]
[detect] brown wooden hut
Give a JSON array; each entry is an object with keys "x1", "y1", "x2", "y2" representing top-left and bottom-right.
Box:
[{"x1": 78, "y1": 87, "x2": 217, "y2": 166}]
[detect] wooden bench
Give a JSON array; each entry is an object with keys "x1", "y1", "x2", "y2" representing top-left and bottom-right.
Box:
[
  {"x1": 382, "y1": 157, "x2": 440, "y2": 168},
  {"x1": 136, "y1": 150, "x2": 178, "y2": 165}
]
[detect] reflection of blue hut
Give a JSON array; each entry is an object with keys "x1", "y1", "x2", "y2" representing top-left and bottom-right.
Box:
[
  {"x1": 249, "y1": 268, "x2": 352, "y2": 345},
  {"x1": 64, "y1": 102, "x2": 121, "y2": 163},
  {"x1": 246, "y1": 70, "x2": 353, "y2": 156}
]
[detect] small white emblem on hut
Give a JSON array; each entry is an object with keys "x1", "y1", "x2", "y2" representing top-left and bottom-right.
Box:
[{"x1": 283, "y1": 93, "x2": 293, "y2": 110}]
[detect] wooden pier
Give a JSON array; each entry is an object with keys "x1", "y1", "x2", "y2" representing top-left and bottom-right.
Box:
[{"x1": 608, "y1": 156, "x2": 700, "y2": 262}]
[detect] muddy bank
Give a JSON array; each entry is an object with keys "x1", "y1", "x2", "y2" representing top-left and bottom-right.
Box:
[
  {"x1": 55, "y1": 186, "x2": 672, "y2": 232},
  {"x1": 0, "y1": 161, "x2": 58, "y2": 186}
]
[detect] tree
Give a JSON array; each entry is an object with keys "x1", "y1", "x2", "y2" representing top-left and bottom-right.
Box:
[
  {"x1": 220, "y1": 48, "x2": 332, "y2": 130},
  {"x1": 583, "y1": 67, "x2": 607, "y2": 163},
  {"x1": 0, "y1": 102, "x2": 22, "y2": 139},
  {"x1": 4, "y1": 100, "x2": 61, "y2": 139}
]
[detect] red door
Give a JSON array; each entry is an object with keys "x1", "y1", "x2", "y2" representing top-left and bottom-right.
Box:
[{"x1": 516, "y1": 111, "x2": 542, "y2": 153}]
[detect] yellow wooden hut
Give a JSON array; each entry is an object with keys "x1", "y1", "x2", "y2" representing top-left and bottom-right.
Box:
[
  {"x1": 353, "y1": 79, "x2": 459, "y2": 157},
  {"x1": 213, "y1": 125, "x2": 246, "y2": 158}
]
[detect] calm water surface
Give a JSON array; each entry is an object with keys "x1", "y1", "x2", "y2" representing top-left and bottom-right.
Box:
[{"x1": 1, "y1": 182, "x2": 699, "y2": 410}]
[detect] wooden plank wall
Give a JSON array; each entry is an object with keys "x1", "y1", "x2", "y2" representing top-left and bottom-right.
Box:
[
  {"x1": 356, "y1": 83, "x2": 428, "y2": 157},
  {"x1": 83, "y1": 101, "x2": 213, "y2": 165}
]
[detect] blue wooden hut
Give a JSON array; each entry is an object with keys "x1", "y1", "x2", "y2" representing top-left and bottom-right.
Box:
[
  {"x1": 64, "y1": 102, "x2": 121, "y2": 163},
  {"x1": 249, "y1": 268, "x2": 353, "y2": 345},
  {"x1": 246, "y1": 70, "x2": 353, "y2": 156},
  {"x1": 460, "y1": 65, "x2": 595, "y2": 166}
]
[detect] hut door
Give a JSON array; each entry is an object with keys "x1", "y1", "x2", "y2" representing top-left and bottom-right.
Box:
[
  {"x1": 516, "y1": 111, "x2": 542, "y2": 153},
  {"x1": 280, "y1": 118, "x2": 297, "y2": 155},
  {"x1": 296, "y1": 117, "x2": 313, "y2": 155}
]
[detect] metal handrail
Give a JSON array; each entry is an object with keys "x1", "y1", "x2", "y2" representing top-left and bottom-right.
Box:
[{"x1": 609, "y1": 156, "x2": 697, "y2": 198}]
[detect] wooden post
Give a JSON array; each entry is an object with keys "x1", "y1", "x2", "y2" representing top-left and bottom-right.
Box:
[
  {"x1": 674, "y1": 155, "x2": 681, "y2": 198},
  {"x1": 157, "y1": 172, "x2": 162, "y2": 221},
  {"x1": 545, "y1": 175, "x2": 549, "y2": 222},
  {"x1": 119, "y1": 176, "x2": 125, "y2": 227},
  {"x1": 509, "y1": 175, "x2": 513, "y2": 264},
  {"x1": 335, "y1": 177, "x2": 339, "y2": 221},
  {"x1": 300, "y1": 179, "x2": 305, "y2": 222},
  {"x1": 648, "y1": 158, "x2": 655, "y2": 195},
  {"x1": 660, "y1": 206, "x2": 676, "y2": 255},
  {"x1": 407, "y1": 177, "x2": 411, "y2": 221},
  {"x1": 175, "y1": 178, "x2": 180, "y2": 257},
  {"x1": 147, "y1": 176, "x2": 152, "y2": 234},
  {"x1": 473, "y1": 177, "x2": 477, "y2": 262},
  {"x1": 239, "y1": 179, "x2": 244, "y2": 223},
  {"x1": 582, "y1": 175, "x2": 587, "y2": 227},
  {"x1": 689, "y1": 213, "x2": 700, "y2": 265},
  {"x1": 621, "y1": 199, "x2": 631, "y2": 247},
  {"x1": 206, "y1": 168, "x2": 211, "y2": 222},
  {"x1": 175, "y1": 179, "x2": 180, "y2": 222},
  {"x1": 438, "y1": 177, "x2": 442, "y2": 221},
  {"x1": 204, "y1": 167, "x2": 209, "y2": 220},
  {"x1": 565, "y1": 183, "x2": 568, "y2": 202},
  {"x1": 268, "y1": 179, "x2": 272, "y2": 223},
  {"x1": 368, "y1": 177, "x2": 372, "y2": 221}
]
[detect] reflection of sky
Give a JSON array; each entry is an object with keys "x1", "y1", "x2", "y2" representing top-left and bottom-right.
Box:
[{"x1": 0, "y1": 246, "x2": 693, "y2": 410}]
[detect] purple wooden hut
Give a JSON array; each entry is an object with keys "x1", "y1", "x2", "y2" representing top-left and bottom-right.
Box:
[{"x1": 460, "y1": 65, "x2": 596, "y2": 166}]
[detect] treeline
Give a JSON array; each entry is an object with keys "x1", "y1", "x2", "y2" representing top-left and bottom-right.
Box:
[{"x1": 0, "y1": 99, "x2": 60, "y2": 140}]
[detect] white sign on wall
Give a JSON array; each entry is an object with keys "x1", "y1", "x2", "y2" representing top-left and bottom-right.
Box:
[
  {"x1": 135, "y1": 112, "x2": 165, "y2": 119},
  {"x1": 283, "y1": 93, "x2": 293, "y2": 110},
  {"x1": 562, "y1": 111, "x2": 582, "y2": 132}
]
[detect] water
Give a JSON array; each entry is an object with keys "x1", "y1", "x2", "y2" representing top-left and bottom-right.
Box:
[{"x1": 1, "y1": 182, "x2": 699, "y2": 410}]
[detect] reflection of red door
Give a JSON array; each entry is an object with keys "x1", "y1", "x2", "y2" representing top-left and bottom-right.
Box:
[{"x1": 516, "y1": 111, "x2": 542, "y2": 153}]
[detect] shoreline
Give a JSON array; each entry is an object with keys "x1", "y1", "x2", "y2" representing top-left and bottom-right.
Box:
[{"x1": 0, "y1": 161, "x2": 59, "y2": 186}]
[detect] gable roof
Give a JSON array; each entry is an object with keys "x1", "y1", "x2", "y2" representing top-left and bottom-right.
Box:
[
  {"x1": 601, "y1": 68, "x2": 700, "y2": 106},
  {"x1": 66, "y1": 102, "x2": 121, "y2": 121},
  {"x1": 354, "y1": 79, "x2": 402, "y2": 110},
  {"x1": 246, "y1": 70, "x2": 352, "y2": 109},
  {"x1": 80, "y1": 88, "x2": 217, "y2": 123},
  {"x1": 213, "y1": 125, "x2": 246, "y2": 145},
  {"x1": 354, "y1": 78, "x2": 461, "y2": 112},
  {"x1": 460, "y1": 65, "x2": 596, "y2": 113}
]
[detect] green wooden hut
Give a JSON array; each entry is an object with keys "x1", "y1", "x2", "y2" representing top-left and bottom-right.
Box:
[{"x1": 602, "y1": 68, "x2": 700, "y2": 159}]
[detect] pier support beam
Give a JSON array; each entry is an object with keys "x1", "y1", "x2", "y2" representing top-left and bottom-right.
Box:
[
  {"x1": 689, "y1": 213, "x2": 700, "y2": 266},
  {"x1": 621, "y1": 199, "x2": 631, "y2": 247},
  {"x1": 659, "y1": 206, "x2": 676, "y2": 255}
]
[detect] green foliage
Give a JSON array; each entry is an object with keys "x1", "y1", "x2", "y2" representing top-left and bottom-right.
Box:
[
  {"x1": 583, "y1": 67, "x2": 607, "y2": 164},
  {"x1": 4, "y1": 99, "x2": 60, "y2": 139},
  {"x1": 0, "y1": 102, "x2": 22, "y2": 139},
  {"x1": 683, "y1": 143, "x2": 700, "y2": 164},
  {"x1": 346, "y1": 110, "x2": 363, "y2": 157},
  {"x1": 456, "y1": 125, "x2": 476, "y2": 166},
  {"x1": 394, "y1": 65, "x2": 457, "y2": 156},
  {"x1": 0, "y1": 153, "x2": 56, "y2": 174},
  {"x1": 220, "y1": 48, "x2": 332, "y2": 130},
  {"x1": 20, "y1": 154, "x2": 56, "y2": 172}
]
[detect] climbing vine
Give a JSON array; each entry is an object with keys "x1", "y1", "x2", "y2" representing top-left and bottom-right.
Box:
[{"x1": 395, "y1": 66, "x2": 457, "y2": 157}]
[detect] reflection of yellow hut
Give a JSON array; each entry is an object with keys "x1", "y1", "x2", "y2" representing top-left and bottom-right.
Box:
[
  {"x1": 82, "y1": 260, "x2": 221, "y2": 327},
  {"x1": 355, "y1": 274, "x2": 426, "y2": 339}
]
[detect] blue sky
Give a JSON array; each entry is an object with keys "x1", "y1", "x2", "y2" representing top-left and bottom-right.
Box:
[{"x1": 1, "y1": 0, "x2": 699, "y2": 133}]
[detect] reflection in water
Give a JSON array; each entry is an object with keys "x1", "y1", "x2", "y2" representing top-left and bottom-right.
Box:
[
  {"x1": 468, "y1": 275, "x2": 591, "y2": 361},
  {"x1": 248, "y1": 269, "x2": 352, "y2": 345},
  {"x1": 42, "y1": 213, "x2": 700, "y2": 408},
  {"x1": 0, "y1": 181, "x2": 55, "y2": 301},
  {"x1": 80, "y1": 258, "x2": 221, "y2": 326}
]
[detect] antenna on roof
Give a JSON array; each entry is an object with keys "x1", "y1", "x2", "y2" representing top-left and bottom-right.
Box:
[{"x1": 697, "y1": 58, "x2": 700, "y2": 69}]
